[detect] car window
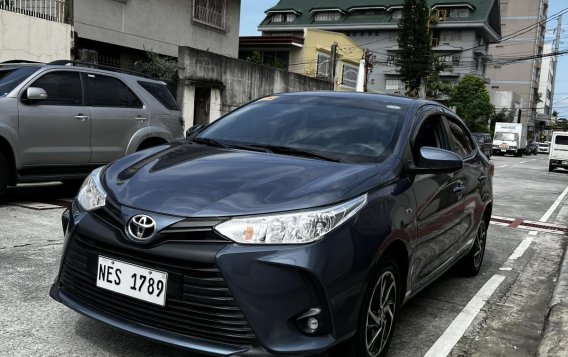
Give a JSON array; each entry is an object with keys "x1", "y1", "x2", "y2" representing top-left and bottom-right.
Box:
[
  {"x1": 0, "y1": 66, "x2": 41, "y2": 97},
  {"x1": 446, "y1": 117, "x2": 475, "y2": 158},
  {"x1": 28, "y1": 71, "x2": 82, "y2": 106},
  {"x1": 555, "y1": 136, "x2": 568, "y2": 145},
  {"x1": 413, "y1": 115, "x2": 447, "y2": 159},
  {"x1": 87, "y1": 74, "x2": 142, "y2": 108},
  {"x1": 198, "y1": 95, "x2": 408, "y2": 164},
  {"x1": 138, "y1": 81, "x2": 179, "y2": 111}
]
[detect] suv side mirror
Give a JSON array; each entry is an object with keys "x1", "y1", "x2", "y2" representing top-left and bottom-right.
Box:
[
  {"x1": 26, "y1": 87, "x2": 48, "y2": 101},
  {"x1": 185, "y1": 125, "x2": 204, "y2": 138},
  {"x1": 406, "y1": 147, "x2": 463, "y2": 175}
]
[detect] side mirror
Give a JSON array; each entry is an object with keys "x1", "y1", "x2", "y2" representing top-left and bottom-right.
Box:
[
  {"x1": 185, "y1": 125, "x2": 204, "y2": 138},
  {"x1": 406, "y1": 147, "x2": 463, "y2": 175},
  {"x1": 26, "y1": 87, "x2": 48, "y2": 101}
]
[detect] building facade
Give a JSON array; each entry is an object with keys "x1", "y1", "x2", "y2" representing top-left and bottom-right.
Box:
[
  {"x1": 258, "y1": 0, "x2": 501, "y2": 95},
  {"x1": 73, "y1": 0, "x2": 241, "y2": 67},
  {"x1": 240, "y1": 28, "x2": 364, "y2": 90},
  {"x1": 536, "y1": 43, "x2": 555, "y2": 124},
  {"x1": 487, "y1": 0, "x2": 548, "y2": 134}
]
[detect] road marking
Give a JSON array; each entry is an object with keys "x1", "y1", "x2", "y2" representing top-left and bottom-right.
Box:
[
  {"x1": 490, "y1": 216, "x2": 568, "y2": 235},
  {"x1": 519, "y1": 161, "x2": 526, "y2": 164},
  {"x1": 499, "y1": 165, "x2": 510, "y2": 168},
  {"x1": 423, "y1": 275, "x2": 506, "y2": 357},
  {"x1": 423, "y1": 186, "x2": 568, "y2": 357},
  {"x1": 539, "y1": 185, "x2": 568, "y2": 222}
]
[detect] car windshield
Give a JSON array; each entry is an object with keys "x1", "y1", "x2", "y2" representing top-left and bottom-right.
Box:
[
  {"x1": 0, "y1": 66, "x2": 41, "y2": 96},
  {"x1": 494, "y1": 132, "x2": 517, "y2": 141},
  {"x1": 196, "y1": 95, "x2": 408, "y2": 164}
]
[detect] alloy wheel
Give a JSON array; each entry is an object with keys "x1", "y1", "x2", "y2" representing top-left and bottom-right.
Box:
[
  {"x1": 366, "y1": 270, "x2": 397, "y2": 357},
  {"x1": 473, "y1": 221, "x2": 487, "y2": 268}
]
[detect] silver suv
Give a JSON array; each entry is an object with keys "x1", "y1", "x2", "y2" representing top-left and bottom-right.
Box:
[{"x1": 0, "y1": 61, "x2": 184, "y2": 196}]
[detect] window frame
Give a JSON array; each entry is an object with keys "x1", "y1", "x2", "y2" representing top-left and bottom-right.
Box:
[
  {"x1": 192, "y1": 0, "x2": 227, "y2": 31},
  {"x1": 341, "y1": 63, "x2": 359, "y2": 89},
  {"x1": 24, "y1": 70, "x2": 84, "y2": 107},
  {"x1": 316, "y1": 52, "x2": 331, "y2": 78},
  {"x1": 443, "y1": 115, "x2": 477, "y2": 159},
  {"x1": 84, "y1": 73, "x2": 144, "y2": 109}
]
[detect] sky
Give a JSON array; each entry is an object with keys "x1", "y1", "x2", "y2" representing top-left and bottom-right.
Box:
[{"x1": 240, "y1": 0, "x2": 568, "y2": 118}]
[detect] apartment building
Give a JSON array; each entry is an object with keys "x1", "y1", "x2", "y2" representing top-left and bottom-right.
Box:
[
  {"x1": 258, "y1": 0, "x2": 501, "y2": 94},
  {"x1": 487, "y1": 0, "x2": 548, "y2": 133}
]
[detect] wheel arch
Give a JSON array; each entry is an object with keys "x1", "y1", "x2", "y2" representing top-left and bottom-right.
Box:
[{"x1": 0, "y1": 135, "x2": 17, "y2": 185}]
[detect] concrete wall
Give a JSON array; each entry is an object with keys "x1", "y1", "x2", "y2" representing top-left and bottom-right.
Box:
[
  {"x1": 0, "y1": 10, "x2": 71, "y2": 62},
  {"x1": 178, "y1": 46, "x2": 332, "y2": 127},
  {"x1": 74, "y1": 0, "x2": 241, "y2": 58}
]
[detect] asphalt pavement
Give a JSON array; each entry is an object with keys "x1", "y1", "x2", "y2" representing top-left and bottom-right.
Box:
[{"x1": 1, "y1": 153, "x2": 567, "y2": 357}]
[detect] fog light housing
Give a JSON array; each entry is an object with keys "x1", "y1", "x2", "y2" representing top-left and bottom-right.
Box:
[{"x1": 295, "y1": 308, "x2": 330, "y2": 335}]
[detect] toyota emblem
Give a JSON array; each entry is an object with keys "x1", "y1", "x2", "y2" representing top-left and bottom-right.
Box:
[{"x1": 127, "y1": 215, "x2": 156, "y2": 241}]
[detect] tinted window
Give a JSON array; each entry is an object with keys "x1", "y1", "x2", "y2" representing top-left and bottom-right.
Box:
[
  {"x1": 87, "y1": 74, "x2": 142, "y2": 108},
  {"x1": 30, "y1": 71, "x2": 82, "y2": 105},
  {"x1": 555, "y1": 135, "x2": 568, "y2": 145},
  {"x1": 413, "y1": 115, "x2": 448, "y2": 162},
  {"x1": 0, "y1": 66, "x2": 41, "y2": 96},
  {"x1": 199, "y1": 95, "x2": 407, "y2": 163},
  {"x1": 446, "y1": 118, "x2": 475, "y2": 157},
  {"x1": 138, "y1": 81, "x2": 179, "y2": 110}
]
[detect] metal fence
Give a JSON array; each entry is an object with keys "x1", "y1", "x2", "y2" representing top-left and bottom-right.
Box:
[{"x1": 0, "y1": 0, "x2": 67, "y2": 23}]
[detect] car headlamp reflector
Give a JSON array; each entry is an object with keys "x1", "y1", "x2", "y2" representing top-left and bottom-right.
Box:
[
  {"x1": 214, "y1": 194, "x2": 367, "y2": 244},
  {"x1": 77, "y1": 167, "x2": 107, "y2": 211}
]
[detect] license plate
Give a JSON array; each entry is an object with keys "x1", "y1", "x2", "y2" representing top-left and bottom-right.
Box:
[{"x1": 96, "y1": 256, "x2": 168, "y2": 306}]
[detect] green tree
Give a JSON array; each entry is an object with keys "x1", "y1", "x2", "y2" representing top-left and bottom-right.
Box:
[
  {"x1": 489, "y1": 109, "x2": 513, "y2": 133},
  {"x1": 396, "y1": 0, "x2": 433, "y2": 97},
  {"x1": 449, "y1": 75, "x2": 494, "y2": 132},
  {"x1": 426, "y1": 58, "x2": 453, "y2": 100},
  {"x1": 135, "y1": 50, "x2": 177, "y2": 81}
]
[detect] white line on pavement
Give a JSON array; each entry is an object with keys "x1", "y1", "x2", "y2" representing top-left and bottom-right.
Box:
[
  {"x1": 506, "y1": 236, "x2": 534, "y2": 261},
  {"x1": 499, "y1": 165, "x2": 510, "y2": 168},
  {"x1": 423, "y1": 275, "x2": 506, "y2": 357},
  {"x1": 519, "y1": 161, "x2": 526, "y2": 164},
  {"x1": 539, "y1": 185, "x2": 568, "y2": 222}
]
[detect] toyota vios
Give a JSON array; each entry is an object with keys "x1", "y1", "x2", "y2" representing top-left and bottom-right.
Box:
[{"x1": 50, "y1": 92, "x2": 493, "y2": 357}]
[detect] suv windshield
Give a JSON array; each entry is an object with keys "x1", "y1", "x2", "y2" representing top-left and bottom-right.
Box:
[
  {"x1": 0, "y1": 66, "x2": 41, "y2": 96},
  {"x1": 197, "y1": 95, "x2": 407, "y2": 163},
  {"x1": 494, "y1": 132, "x2": 517, "y2": 141}
]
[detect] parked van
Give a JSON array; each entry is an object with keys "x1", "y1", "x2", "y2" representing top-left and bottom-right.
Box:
[{"x1": 549, "y1": 132, "x2": 568, "y2": 172}]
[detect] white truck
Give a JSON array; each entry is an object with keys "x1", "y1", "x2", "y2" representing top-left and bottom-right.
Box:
[
  {"x1": 549, "y1": 131, "x2": 568, "y2": 172},
  {"x1": 492, "y1": 122, "x2": 528, "y2": 157}
]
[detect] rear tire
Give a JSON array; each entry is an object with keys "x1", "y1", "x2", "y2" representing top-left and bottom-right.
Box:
[
  {"x1": 0, "y1": 152, "x2": 8, "y2": 198},
  {"x1": 459, "y1": 220, "x2": 487, "y2": 277},
  {"x1": 337, "y1": 257, "x2": 401, "y2": 357}
]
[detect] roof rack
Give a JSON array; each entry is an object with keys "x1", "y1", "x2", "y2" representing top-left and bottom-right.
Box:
[
  {"x1": 46, "y1": 60, "x2": 154, "y2": 79},
  {"x1": 1, "y1": 59, "x2": 44, "y2": 64}
]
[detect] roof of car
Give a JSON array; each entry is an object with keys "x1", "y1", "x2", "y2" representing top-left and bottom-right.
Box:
[{"x1": 278, "y1": 91, "x2": 440, "y2": 107}]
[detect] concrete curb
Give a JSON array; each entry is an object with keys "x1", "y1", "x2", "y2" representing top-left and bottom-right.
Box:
[{"x1": 537, "y1": 205, "x2": 568, "y2": 357}]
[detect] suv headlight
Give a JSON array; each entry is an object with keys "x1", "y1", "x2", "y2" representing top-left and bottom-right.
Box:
[
  {"x1": 215, "y1": 194, "x2": 367, "y2": 245},
  {"x1": 77, "y1": 167, "x2": 107, "y2": 211}
]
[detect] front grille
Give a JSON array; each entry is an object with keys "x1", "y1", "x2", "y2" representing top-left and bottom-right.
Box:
[{"x1": 60, "y1": 235, "x2": 257, "y2": 346}]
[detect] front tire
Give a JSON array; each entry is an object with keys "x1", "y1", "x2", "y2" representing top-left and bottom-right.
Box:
[
  {"x1": 340, "y1": 257, "x2": 401, "y2": 357},
  {"x1": 459, "y1": 220, "x2": 487, "y2": 276}
]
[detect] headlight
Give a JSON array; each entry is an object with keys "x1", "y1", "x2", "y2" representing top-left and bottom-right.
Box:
[
  {"x1": 214, "y1": 194, "x2": 367, "y2": 245},
  {"x1": 77, "y1": 167, "x2": 107, "y2": 211}
]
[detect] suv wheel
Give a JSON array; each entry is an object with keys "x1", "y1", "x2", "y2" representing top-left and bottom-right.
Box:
[
  {"x1": 0, "y1": 152, "x2": 8, "y2": 198},
  {"x1": 459, "y1": 220, "x2": 487, "y2": 276},
  {"x1": 339, "y1": 257, "x2": 400, "y2": 357}
]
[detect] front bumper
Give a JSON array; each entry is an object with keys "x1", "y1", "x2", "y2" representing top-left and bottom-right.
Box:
[
  {"x1": 550, "y1": 159, "x2": 568, "y2": 168},
  {"x1": 50, "y1": 202, "x2": 375, "y2": 356}
]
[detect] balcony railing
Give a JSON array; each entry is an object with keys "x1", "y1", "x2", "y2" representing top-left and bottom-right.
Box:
[{"x1": 0, "y1": 0, "x2": 67, "y2": 23}]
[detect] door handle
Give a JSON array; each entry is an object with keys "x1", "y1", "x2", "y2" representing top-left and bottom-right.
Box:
[
  {"x1": 453, "y1": 184, "x2": 465, "y2": 193},
  {"x1": 135, "y1": 116, "x2": 148, "y2": 122},
  {"x1": 74, "y1": 114, "x2": 89, "y2": 121},
  {"x1": 478, "y1": 175, "x2": 488, "y2": 182}
]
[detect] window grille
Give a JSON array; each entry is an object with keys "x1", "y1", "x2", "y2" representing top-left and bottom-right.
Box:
[{"x1": 193, "y1": 0, "x2": 227, "y2": 30}]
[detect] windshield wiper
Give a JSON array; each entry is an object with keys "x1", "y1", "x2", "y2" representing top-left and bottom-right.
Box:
[
  {"x1": 249, "y1": 144, "x2": 341, "y2": 163},
  {"x1": 192, "y1": 137, "x2": 229, "y2": 148}
]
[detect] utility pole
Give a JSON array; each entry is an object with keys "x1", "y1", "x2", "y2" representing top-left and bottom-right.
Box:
[
  {"x1": 363, "y1": 50, "x2": 373, "y2": 92},
  {"x1": 329, "y1": 42, "x2": 338, "y2": 89},
  {"x1": 550, "y1": 15, "x2": 562, "y2": 125}
]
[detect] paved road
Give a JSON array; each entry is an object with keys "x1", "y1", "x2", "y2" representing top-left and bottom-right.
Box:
[{"x1": 1, "y1": 154, "x2": 567, "y2": 357}]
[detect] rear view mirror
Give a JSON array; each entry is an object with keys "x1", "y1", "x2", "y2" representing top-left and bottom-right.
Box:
[
  {"x1": 407, "y1": 147, "x2": 463, "y2": 175},
  {"x1": 26, "y1": 87, "x2": 48, "y2": 101}
]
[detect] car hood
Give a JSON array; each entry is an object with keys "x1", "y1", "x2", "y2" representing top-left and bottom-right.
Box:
[{"x1": 103, "y1": 143, "x2": 382, "y2": 217}]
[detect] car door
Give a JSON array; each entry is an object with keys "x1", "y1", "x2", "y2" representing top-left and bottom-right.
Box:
[
  {"x1": 85, "y1": 73, "x2": 149, "y2": 164},
  {"x1": 409, "y1": 111, "x2": 463, "y2": 288},
  {"x1": 17, "y1": 70, "x2": 91, "y2": 165},
  {"x1": 444, "y1": 115, "x2": 485, "y2": 254}
]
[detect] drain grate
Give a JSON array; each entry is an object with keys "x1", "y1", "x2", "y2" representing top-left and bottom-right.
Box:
[{"x1": 490, "y1": 215, "x2": 568, "y2": 235}]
